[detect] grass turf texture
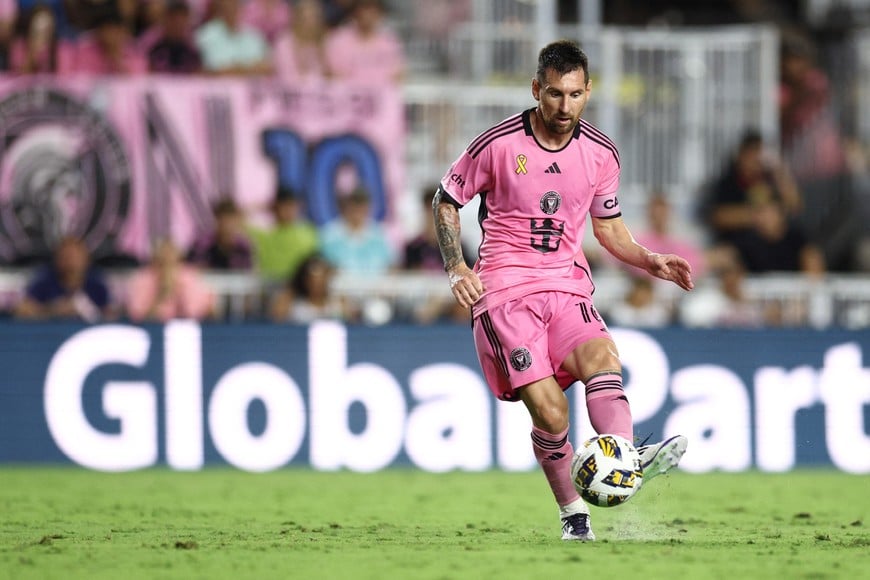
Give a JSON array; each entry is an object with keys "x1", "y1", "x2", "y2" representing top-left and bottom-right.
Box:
[{"x1": 0, "y1": 468, "x2": 867, "y2": 579}]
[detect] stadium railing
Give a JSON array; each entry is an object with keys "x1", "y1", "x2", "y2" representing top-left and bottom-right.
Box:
[{"x1": 0, "y1": 268, "x2": 867, "y2": 328}]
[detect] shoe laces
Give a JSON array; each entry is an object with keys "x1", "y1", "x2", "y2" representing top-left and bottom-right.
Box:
[
  {"x1": 562, "y1": 512, "x2": 590, "y2": 535},
  {"x1": 635, "y1": 432, "x2": 653, "y2": 449}
]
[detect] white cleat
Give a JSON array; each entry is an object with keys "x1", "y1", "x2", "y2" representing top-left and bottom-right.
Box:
[
  {"x1": 560, "y1": 512, "x2": 595, "y2": 542},
  {"x1": 637, "y1": 435, "x2": 688, "y2": 481}
]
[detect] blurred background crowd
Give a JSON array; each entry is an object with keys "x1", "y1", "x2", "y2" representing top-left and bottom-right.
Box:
[{"x1": 0, "y1": 0, "x2": 868, "y2": 329}]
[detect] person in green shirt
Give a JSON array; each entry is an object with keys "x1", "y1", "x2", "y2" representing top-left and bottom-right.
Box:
[{"x1": 247, "y1": 188, "x2": 320, "y2": 282}]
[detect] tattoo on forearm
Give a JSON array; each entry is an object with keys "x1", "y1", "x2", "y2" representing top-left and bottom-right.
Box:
[{"x1": 433, "y1": 202, "x2": 464, "y2": 271}]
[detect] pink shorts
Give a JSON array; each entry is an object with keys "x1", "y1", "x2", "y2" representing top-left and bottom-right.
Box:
[{"x1": 472, "y1": 291, "x2": 612, "y2": 402}]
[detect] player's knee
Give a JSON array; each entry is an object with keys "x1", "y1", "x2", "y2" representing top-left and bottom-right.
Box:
[
  {"x1": 566, "y1": 339, "x2": 622, "y2": 379},
  {"x1": 583, "y1": 348, "x2": 621, "y2": 377},
  {"x1": 532, "y1": 401, "x2": 570, "y2": 433}
]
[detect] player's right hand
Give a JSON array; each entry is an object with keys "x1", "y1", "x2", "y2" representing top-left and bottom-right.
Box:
[{"x1": 446, "y1": 264, "x2": 484, "y2": 309}]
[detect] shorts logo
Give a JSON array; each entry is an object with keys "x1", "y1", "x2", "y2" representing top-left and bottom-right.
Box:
[
  {"x1": 510, "y1": 347, "x2": 532, "y2": 371},
  {"x1": 540, "y1": 191, "x2": 561, "y2": 215}
]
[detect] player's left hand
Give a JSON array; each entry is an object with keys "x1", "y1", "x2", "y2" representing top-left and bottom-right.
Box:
[{"x1": 645, "y1": 253, "x2": 694, "y2": 291}]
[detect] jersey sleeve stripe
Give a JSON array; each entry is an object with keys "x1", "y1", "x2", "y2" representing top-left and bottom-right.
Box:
[
  {"x1": 467, "y1": 113, "x2": 522, "y2": 152},
  {"x1": 579, "y1": 119, "x2": 619, "y2": 151},
  {"x1": 467, "y1": 117, "x2": 524, "y2": 158},
  {"x1": 580, "y1": 131, "x2": 620, "y2": 167},
  {"x1": 579, "y1": 120, "x2": 620, "y2": 167}
]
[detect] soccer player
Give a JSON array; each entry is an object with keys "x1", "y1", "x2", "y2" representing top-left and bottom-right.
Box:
[{"x1": 433, "y1": 40, "x2": 693, "y2": 542}]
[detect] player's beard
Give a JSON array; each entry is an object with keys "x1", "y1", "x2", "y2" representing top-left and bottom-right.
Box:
[{"x1": 541, "y1": 109, "x2": 580, "y2": 135}]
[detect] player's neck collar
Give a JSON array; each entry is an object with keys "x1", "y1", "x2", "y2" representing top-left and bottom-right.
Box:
[{"x1": 523, "y1": 108, "x2": 580, "y2": 152}]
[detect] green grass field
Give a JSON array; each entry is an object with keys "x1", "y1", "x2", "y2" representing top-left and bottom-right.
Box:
[{"x1": 0, "y1": 468, "x2": 867, "y2": 580}]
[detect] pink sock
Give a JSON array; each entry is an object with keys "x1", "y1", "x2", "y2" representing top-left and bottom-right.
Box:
[
  {"x1": 585, "y1": 372, "x2": 633, "y2": 441},
  {"x1": 531, "y1": 425, "x2": 580, "y2": 508}
]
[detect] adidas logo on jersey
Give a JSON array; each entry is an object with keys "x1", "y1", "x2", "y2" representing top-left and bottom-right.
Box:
[{"x1": 544, "y1": 162, "x2": 562, "y2": 174}]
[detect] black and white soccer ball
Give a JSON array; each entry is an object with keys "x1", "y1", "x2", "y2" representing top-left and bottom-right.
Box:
[{"x1": 571, "y1": 434, "x2": 644, "y2": 508}]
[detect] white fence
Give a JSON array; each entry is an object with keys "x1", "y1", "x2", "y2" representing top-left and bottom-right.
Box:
[
  {"x1": 854, "y1": 28, "x2": 870, "y2": 143},
  {"x1": 1, "y1": 269, "x2": 867, "y2": 328}
]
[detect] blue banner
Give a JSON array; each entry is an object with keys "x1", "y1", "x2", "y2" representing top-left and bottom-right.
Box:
[{"x1": 0, "y1": 321, "x2": 867, "y2": 473}]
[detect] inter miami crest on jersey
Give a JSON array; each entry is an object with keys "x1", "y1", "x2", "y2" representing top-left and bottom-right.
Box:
[
  {"x1": 540, "y1": 191, "x2": 562, "y2": 215},
  {"x1": 510, "y1": 347, "x2": 532, "y2": 371}
]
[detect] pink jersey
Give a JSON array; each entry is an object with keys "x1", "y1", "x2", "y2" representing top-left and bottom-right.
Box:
[{"x1": 440, "y1": 108, "x2": 621, "y2": 315}]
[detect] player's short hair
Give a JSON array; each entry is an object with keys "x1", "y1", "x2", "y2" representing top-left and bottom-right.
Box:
[{"x1": 536, "y1": 40, "x2": 589, "y2": 85}]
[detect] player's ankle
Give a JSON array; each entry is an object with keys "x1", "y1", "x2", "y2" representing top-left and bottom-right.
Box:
[{"x1": 559, "y1": 497, "x2": 589, "y2": 517}]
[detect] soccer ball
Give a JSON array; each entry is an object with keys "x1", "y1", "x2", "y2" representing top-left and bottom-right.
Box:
[{"x1": 571, "y1": 434, "x2": 643, "y2": 508}]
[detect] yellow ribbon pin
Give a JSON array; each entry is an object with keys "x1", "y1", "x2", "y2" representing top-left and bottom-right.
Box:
[{"x1": 515, "y1": 154, "x2": 528, "y2": 175}]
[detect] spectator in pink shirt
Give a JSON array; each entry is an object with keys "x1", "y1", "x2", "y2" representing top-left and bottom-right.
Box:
[
  {"x1": 273, "y1": 0, "x2": 330, "y2": 82},
  {"x1": 59, "y1": 10, "x2": 148, "y2": 75},
  {"x1": 632, "y1": 191, "x2": 707, "y2": 278},
  {"x1": 9, "y1": 5, "x2": 58, "y2": 74},
  {"x1": 242, "y1": 0, "x2": 291, "y2": 45},
  {"x1": 126, "y1": 238, "x2": 216, "y2": 323},
  {"x1": 0, "y1": 0, "x2": 15, "y2": 23},
  {"x1": 325, "y1": 0, "x2": 404, "y2": 84}
]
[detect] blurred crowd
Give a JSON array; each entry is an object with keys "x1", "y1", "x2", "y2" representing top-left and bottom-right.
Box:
[
  {"x1": 0, "y1": 0, "x2": 403, "y2": 81},
  {"x1": 0, "y1": 0, "x2": 868, "y2": 329},
  {"x1": 7, "y1": 181, "x2": 473, "y2": 326}
]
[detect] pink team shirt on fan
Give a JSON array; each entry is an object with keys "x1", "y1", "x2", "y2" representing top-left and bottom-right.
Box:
[
  {"x1": 440, "y1": 108, "x2": 622, "y2": 316},
  {"x1": 0, "y1": 0, "x2": 16, "y2": 20},
  {"x1": 273, "y1": 34, "x2": 329, "y2": 82},
  {"x1": 125, "y1": 265, "x2": 215, "y2": 323},
  {"x1": 242, "y1": 0, "x2": 292, "y2": 44},
  {"x1": 58, "y1": 35, "x2": 148, "y2": 75},
  {"x1": 324, "y1": 24, "x2": 404, "y2": 83}
]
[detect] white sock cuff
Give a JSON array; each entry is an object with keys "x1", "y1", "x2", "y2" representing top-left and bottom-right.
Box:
[{"x1": 559, "y1": 497, "x2": 589, "y2": 517}]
